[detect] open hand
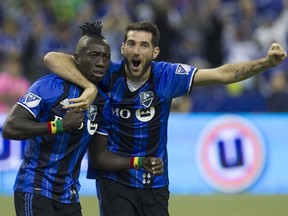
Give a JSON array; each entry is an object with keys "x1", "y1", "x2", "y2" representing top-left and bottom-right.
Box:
[{"x1": 63, "y1": 85, "x2": 98, "y2": 110}]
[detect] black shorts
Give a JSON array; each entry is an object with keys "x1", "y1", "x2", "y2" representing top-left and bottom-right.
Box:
[
  {"x1": 14, "y1": 192, "x2": 82, "y2": 216},
  {"x1": 96, "y1": 178, "x2": 170, "y2": 216}
]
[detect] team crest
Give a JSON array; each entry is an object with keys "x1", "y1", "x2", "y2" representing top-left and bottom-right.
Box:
[
  {"x1": 175, "y1": 64, "x2": 191, "y2": 75},
  {"x1": 24, "y1": 92, "x2": 41, "y2": 108},
  {"x1": 87, "y1": 105, "x2": 97, "y2": 121},
  {"x1": 140, "y1": 91, "x2": 154, "y2": 108}
]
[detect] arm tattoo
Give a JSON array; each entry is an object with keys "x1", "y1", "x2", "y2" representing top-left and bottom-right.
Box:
[{"x1": 234, "y1": 60, "x2": 267, "y2": 81}]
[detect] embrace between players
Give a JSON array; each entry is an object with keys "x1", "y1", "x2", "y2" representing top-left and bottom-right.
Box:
[{"x1": 3, "y1": 20, "x2": 287, "y2": 216}]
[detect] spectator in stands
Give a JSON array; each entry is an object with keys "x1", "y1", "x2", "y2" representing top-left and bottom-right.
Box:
[
  {"x1": 267, "y1": 71, "x2": 288, "y2": 112},
  {"x1": 0, "y1": 55, "x2": 30, "y2": 113}
]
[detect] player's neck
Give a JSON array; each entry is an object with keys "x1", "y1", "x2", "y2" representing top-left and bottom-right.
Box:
[{"x1": 126, "y1": 77, "x2": 148, "y2": 92}]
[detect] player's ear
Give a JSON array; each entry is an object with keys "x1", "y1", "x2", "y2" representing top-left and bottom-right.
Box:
[
  {"x1": 74, "y1": 53, "x2": 80, "y2": 65},
  {"x1": 121, "y1": 43, "x2": 125, "y2": 55},
  {"x1": 152, "y1": 47, "x2": 160, "y2": 59}
]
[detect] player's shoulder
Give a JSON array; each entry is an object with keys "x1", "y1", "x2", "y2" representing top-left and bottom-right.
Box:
[
  {"x1": 151, "y1": 61, "x2": 177, "y2": 75},
  {"x1": 108, "y1": 59, "x2": 124, "y2": 74},
  {"x1": 152, "y1": 61, "x2": 196, "y2": 77},
  {"x1": 30, "y1": 74, "x2": 66, "y2": 96},
  {"x1": 35, "y1": 74, "x2": 64, "y2": 84},
  {"x1": 34, "y1": 74, "x2": 64, "y2": 87},
  {"x1": 100, "y1": 59, "x2": 125, "y2": 90}
]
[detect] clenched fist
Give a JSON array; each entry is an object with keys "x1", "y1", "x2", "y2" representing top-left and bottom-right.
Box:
[
  {"x1": 62, "y1": 108, "x2": 84, "y2": 131},
  {"x1": 266, "y1": 43, "x2": 287, "y2": 67},
  {"x1": 143, "y1": 157, "x2": 164, "y2": 175}
]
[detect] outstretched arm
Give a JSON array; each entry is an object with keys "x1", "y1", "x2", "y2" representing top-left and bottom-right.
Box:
[
  {"x1": 88, "y1": 133, "x2": 164, "y2": 175},
  {"x1": 2, "y1": 105, "x2": 84, "y2": 140},
  {"x1": 44, "y1": 52, "x2": 97, "y2": 109},
  {"x1": 194, "y1": 43, "x2": 287, "y2": 87}
]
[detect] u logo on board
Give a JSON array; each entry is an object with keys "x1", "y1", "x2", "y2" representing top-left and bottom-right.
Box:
[{"x1": 196, "y1": 115, "x2": 266, "y2": 193}]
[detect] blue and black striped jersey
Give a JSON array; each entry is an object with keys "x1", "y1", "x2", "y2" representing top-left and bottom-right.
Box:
[
  {"x1": 14, "y1": 74, "x2": 109, "y2": 203},
  {"x1": 87, "y1": 59, "x2": 197, "y2": 188}
]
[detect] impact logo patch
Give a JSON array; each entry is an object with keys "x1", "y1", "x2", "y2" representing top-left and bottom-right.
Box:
[
  {"x1": 196, "y1": 115, "x2": 266, "y2": 194},
  {"x1": 23, "y1": 92, "x2": 41, "y2": 108},
  {"x1": 136, "y1": 107, "x2": 155, "y2": 122},
  {"x1": 140, "y1": 91, "x2": 154, "y2": 108},
  {"x1": 175, "y1": 64, "x2": 191, "y2": 75},
  {"x1": 87, "y1": 105, "x2": 97, "y2": 121}
]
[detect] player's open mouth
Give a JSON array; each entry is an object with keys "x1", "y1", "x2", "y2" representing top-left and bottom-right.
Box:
[{"x1": 132, "y1": 60, "x2": 141, "y2": 69}]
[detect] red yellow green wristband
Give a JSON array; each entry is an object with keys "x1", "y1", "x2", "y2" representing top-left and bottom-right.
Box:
[
  {"x1": 130, "y1": 157, "x2": 144, "y2": 169},
  {"x1": 55, "y1": 120, "x2": 63, "y2": 133},
  {"x1": 47, "y1": 120, "x2": 64, "y2": 134}
]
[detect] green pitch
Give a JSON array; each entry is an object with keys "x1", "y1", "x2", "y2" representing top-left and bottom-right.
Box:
[{"x1": 1, "y1": 195, "x2": 288, "y2": 216}]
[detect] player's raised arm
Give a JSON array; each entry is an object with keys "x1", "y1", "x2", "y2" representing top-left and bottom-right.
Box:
[
  {"x1": 194, "y1": 42, "x2": 287, "y2": 87},
  {"x1": 44, "y1": 52, "x2": 97, "y2": 109}
]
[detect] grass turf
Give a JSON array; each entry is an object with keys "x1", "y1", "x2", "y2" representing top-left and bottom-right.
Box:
[{"x1": 1, "y1": 195, "x2": 288, "y2": 216}]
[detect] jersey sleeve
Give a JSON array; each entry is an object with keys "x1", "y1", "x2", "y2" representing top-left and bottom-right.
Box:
[
  {"x1": 154, "y1": 62, "x2": 197, "y2": 99},
  {"x1": 17, "y1": 75, "x2": 64, "y2": 119}
]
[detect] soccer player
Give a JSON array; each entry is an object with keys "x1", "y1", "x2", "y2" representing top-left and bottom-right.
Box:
[
  {"x1": 2, "y1": 21, "x2": 163, "y2": 216},
  {"x1": 44, "y1": 20, "x2": 287, "y2": 216}
]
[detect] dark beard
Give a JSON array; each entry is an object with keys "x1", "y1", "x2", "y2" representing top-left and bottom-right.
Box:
[{"x1": 123, "y1": 57, "x2": 152, "y2": 81}]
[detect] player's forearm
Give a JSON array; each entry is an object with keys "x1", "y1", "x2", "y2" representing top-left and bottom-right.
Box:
[
  {"x1": 44, "y1": 52, "x2": 95, "y2": 89},
  {"x1": 195, "y1": 43, "x2": 286, "y2": 87},
  {"x1": 2, "y1": 118, "x2": 48, "y2": 140},
  {"x1": 92, "y1": 153, "x2": 164, "y2": 175},
  {"x1": 88, "y1": 135, "x2": 130, "y2": 171},
  {"x1": 220, "y1": 57, "x2": 271, "y2": 84},
  {"x1": 90, "y1": 150, "x2": 131, "y2": 171},
  {"x1": 195, "y1": 58, "x2": 272, "y2": 87}
]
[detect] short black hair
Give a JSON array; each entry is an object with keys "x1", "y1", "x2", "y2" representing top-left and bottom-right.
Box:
[
  {"x1": 79, "y1": 21, "x2": 105, "y2": 39},
  {"x1": 124, "y1": 20, "x2": 160, "y2": 47}
]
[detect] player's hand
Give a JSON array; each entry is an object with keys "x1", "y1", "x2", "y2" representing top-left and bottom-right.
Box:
[
  {"x1": 266, "y1": 43, "x2": 287, "y2": 67},
  {"x1": 63, "y1": 85, "x2": 98, "y2": 110},
  {"x1": 62, "y1": 108, "x2": 84, "y2": 130},
  {"x1": 143, "y1": 157, "x2": 164, "y2": 175}
]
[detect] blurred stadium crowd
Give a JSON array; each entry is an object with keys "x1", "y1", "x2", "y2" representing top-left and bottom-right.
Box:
[{"x1": 0, "y1": 0, "x2": 288, "y2": 113}]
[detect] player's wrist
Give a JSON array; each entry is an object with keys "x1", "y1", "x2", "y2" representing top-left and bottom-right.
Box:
[
  {"x1": 47, "y1": 120, "x2": 64, "y2": 134},
  {"x1": 130, "y1": 157, "x2": 144, "y2": 169},
  {"x1": 262, "y1": 57, "x2": 273, "y2": 68},
  {"x1": 85, "y1": 82, "x2": 97, "y2": 91}
]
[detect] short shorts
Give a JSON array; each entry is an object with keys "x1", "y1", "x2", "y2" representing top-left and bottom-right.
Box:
[{"x1": 14, "y1": 191, "x2": 82, "y2": 216}]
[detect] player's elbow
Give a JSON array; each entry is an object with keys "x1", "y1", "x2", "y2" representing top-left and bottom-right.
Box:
[
  {"x1": 90, "y1": 156, "x2": 105, "y2": 170},
  {"x1": 43, "y1": 52, "x2": 58, "y2": 67},
  {"x1": 2, "y1": 120, "x2": 18, "y2": 140},
  {"x1": 2, "y1": 127, "x2": 10, "y2": 139}
]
